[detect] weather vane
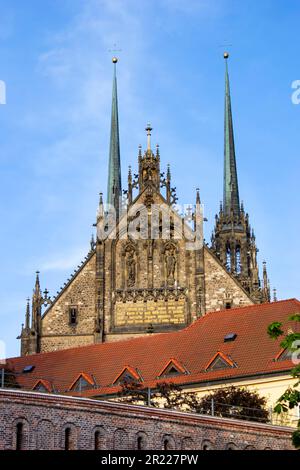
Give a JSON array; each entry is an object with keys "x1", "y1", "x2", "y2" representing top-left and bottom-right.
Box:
[
  {"x1": 108, "y1": 43, "x2": 122, "y2": 55},
  {"x1": 219, "y1": 42, "x2": 232, "y2": 58},
  {"x1": 108, "y1": 43, "x2": 122, "y2": 64}
]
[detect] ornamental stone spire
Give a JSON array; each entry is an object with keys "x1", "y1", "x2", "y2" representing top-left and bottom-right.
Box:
[
  {"x1": 223, "y1": 52, "x2": 240, "y2": 217},
  {"x1": 107, "y1": 57, "x2": 122, "y2": 215}
]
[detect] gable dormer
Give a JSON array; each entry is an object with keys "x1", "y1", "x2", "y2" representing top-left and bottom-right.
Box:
[
  {"x1": 69, "y1": 372, "x2": 95, "y2": 392},
  {"x1": 158, "y1": 359, "x2": 188, "y2": 378},
  {"x1": 33, "y1": 379, "x2": 52, "y2": 393},
  {"x1": 205, "y1": 352, "x2": 236, "y2": 371},
  {"x1": 112, "y1": 366, "x2": 141, "y2": 385}
]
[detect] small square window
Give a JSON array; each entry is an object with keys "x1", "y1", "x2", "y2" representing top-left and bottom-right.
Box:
[{"x1": 69, "y1": 307, "x2": 78, "y2": 325}]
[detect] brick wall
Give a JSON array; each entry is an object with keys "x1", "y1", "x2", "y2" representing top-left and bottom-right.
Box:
[{"x1": 0, "y1": 390, "x2": 293, "y2": 450}]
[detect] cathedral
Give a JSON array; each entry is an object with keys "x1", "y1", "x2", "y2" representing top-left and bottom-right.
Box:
[{"x1": 19, "y1": 54, "x2": 270, "y2": 356}]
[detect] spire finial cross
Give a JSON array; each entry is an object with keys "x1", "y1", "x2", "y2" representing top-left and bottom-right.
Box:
[{"x1": 108, "y1": 43, "x2": 122, "y2": 63}]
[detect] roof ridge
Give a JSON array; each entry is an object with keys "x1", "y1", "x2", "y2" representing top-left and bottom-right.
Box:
[
  {"x1": 7, "y1": 329, "x2": 172, "y2": 361},
  {"x1": 8, "y1": 298, "x2": 299, "y2": 363},
  {"x1": 182, "y1": 298, "x2": 300, "y2": 332}
]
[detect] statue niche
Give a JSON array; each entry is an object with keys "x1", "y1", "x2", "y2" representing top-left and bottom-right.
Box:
[
  {"x1": 164, "y1": 244, "x2": 177, "y2": 286},
  {"x1": 126, "y1": 248, "x2": 136, "y2": 288}
]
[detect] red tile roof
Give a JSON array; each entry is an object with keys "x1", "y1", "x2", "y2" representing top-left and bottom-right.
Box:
[{"x1": 6, "y1": 299, "x2": 300, "y2": 397}]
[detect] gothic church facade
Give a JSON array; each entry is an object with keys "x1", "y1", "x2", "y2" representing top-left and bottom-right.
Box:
[{"x1": 20, "y1": 55, "x2": 270, "y2": 355}]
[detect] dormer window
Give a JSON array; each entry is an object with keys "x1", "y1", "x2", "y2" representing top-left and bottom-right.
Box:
[
  {"x1": 69, "y1": 373, "x2": 95, "y2": 392},
  {"x1": 205, "y1": 352, "x2": 236, "y2": 371},
  {"x1": 69, "y1": 307, "x2": 78, "y2": 326},
  {"x1": 33, "y1": 379, "x2": 52, "y2": 393},
  {"x1": 158, "y1": 359, "x2": 188, "y2": 378},
  {"x1": 113, "y1": 366, "x2": 141, "y2": 385},
  {"x1": 275, "y1": 345, "x2": 300, "y2": 362}
]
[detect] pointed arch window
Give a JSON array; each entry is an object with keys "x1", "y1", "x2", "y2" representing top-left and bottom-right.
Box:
[
  {"x1": 236, "y1": 246, "x2": 241, "y2": 274},
  {"x1": 226, "y1": 244, "x2": 231, "y2": 271},
  {"x1": 69, "y1": 307, "x2": 78, "y2": 325}
]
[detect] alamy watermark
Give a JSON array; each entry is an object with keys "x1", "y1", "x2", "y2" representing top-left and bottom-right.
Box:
[
  {"x1": 96, "y1": 201, "x2": 204, "y2": 251},
  {"x1": 0, "y1": 80, "x2": 6, "y2": 105},
  {"x1": 291, "y1": 80, "x2": 300, "y2": 105}
]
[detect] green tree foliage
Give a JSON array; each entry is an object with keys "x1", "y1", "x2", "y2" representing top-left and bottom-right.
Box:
[
  {"x1": 191, "y1": 386, "x2": 269, "y2": 423},
  {"x1": 268, "y1": 313, "x2": 300, "y2": 448},
  {"x1": 117, "y1": 380, "x2": 268, "y2": 423},
  {"x1": 117, "y1": 380, "x2": 196, "y2": 409}
]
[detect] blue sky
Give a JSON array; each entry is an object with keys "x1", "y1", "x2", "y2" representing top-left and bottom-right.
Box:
[{"x1": 0, "y1": 0, "x2": 299, "y2": 358}]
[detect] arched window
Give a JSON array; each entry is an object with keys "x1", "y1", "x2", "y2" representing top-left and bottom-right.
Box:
[
  {"x1": 65, "y1": 427, "x2": 71, "y2": 450},
  {"x1": 136, "y1": 432, "x2": 147, "y2": 450},
  {"x1": 236, "y1": 246, "x2": 241, "y2": 274},
  {"x1": 16, "y1": 422, "x2": 23, "y2": 450},
  {"x1": 226, "y1": 244, "x2": 231, "y2": 271},
  {"x1": 137, "y1": 436, "x2": 143, "y2": 450},
  {"x1": 92, "y1": 427, "x2": 105, "y2": 450},
  {"x1": 202, "y1": 440, "x2": 213, "y2": 450},
  {"x1": 69, "y1": 307, "x2": 78, "y2": 325},
  {"x1": 94, "y1": 431, "x2": 101, "y2": 450},
  {"x1": 162, "y1": 435, "x2": 175, "y2": 450},
  {"x1": 226, "y1": 442, "x2": 238, "y2": 450},
  {"x1": 62, "y1": 424, "x2": 77, "y2": 450}
]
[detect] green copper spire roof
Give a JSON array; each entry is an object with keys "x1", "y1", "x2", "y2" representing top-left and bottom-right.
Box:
[
  {"x1": 223, "y1": 53, "x2": 240, "y2": 217},
  {"x1": 107, "y1": 57, "x2": 122, "y2": 208}
]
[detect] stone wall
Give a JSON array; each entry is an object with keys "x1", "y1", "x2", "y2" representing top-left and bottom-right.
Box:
[
  {"x1": 29, "y1": 228, "x2": 254, "y2": 355},
  {"x1": 204, "y1": 248, "x2": 253, "y2": 312},
  {"x1": 0, "y1": 389, "x2": 293, "y2": 450},
  {"x1": 40, "y1": 255, "x2": 96, "y2": 352}
]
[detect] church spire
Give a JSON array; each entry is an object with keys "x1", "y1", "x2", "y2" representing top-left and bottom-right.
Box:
[
  {"x1": 25, "y1": 298, "x2": 30, "y2": 330},
  {"x1": 107, "y1": 57, "x2": 122, "y2": 211},
  {"x1": 223, "y1": 53, "x2": 240, "y2": 217},
  {"x1": 212, "y1": 53, "x2": 270, "y2": 304},
  {"x1": 31, "y1": 271, "x2": 42, "y2": 331}
]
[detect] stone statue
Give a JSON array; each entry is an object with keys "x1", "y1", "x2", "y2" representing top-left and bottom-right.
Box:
[
  {"x1": 127, "y1": 255, "x2": 136, "y2": 287},
  {"x1": 166, "y1": 251, "x2": 176, "y2": 280}
]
